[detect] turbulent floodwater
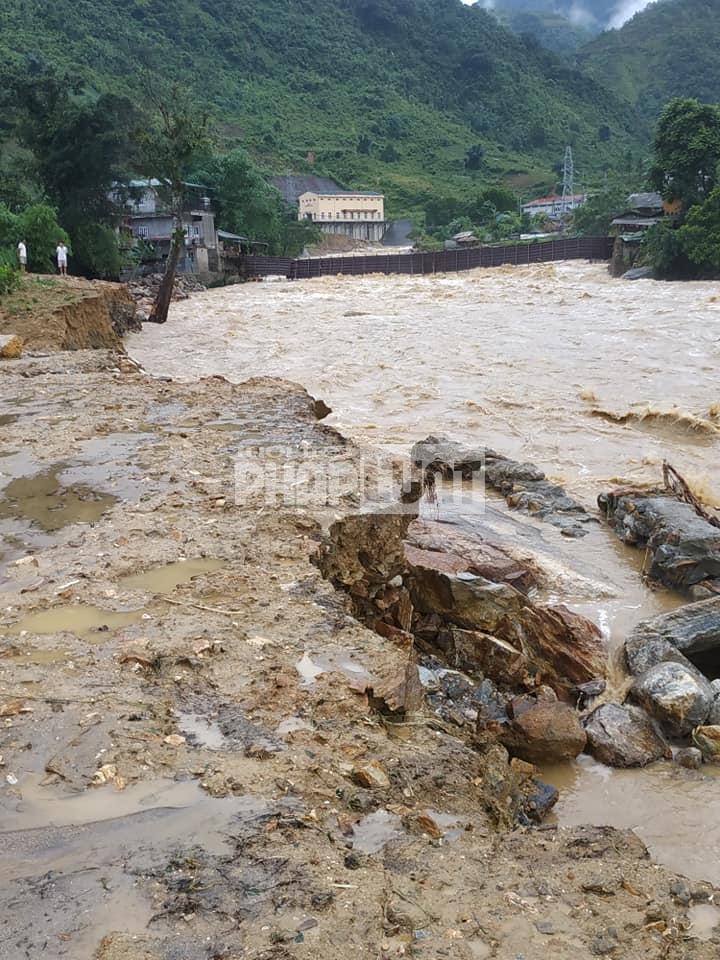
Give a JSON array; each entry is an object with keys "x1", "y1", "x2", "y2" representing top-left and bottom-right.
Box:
[{"x1": 129, "y1": 261, "x2": 720, "y2": 883}]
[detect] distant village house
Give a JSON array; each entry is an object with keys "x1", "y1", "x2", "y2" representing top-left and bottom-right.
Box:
[
  {"x1": 112, "y1": 179, "x2": 219, "y2": 273},
  {"x1": 521, "y1": 193, "x2": 587, "y2": 220}
]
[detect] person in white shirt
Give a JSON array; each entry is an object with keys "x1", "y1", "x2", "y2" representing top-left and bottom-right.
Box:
[
  {"x1": 56, "y1": 241, "x2": 68, "y2": 277},
  {"x1": 17, "y1": 240, "x2": 27, "y2": 272}
]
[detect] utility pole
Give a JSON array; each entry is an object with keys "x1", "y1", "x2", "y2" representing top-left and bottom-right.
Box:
[{"x1": 561, "y1": 145, "x2": 574, "y2": 214}]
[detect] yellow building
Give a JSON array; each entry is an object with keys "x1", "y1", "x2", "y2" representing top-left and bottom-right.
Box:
[
  {"x1": 297, "y1": 190, "x2": 386, "y2": 242},
  {"x1": 298, "y1": 190, "x2": 384, "y2": 223}
]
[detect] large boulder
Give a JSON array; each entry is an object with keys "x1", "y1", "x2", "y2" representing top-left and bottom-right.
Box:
[
  {"x1": 584, "y1": 703, "x2": 670, "y2": 768},
  {"x1": 498, "y1": 698, "x2": 587, "y2": 763},
  {"x1": 633, "y1": 661, "x2": 714, "y2": 736}
]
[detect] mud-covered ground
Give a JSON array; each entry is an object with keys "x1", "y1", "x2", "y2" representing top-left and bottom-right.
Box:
[{"x1": 1, "y1": 350, "x2": 718, "y2": 960}]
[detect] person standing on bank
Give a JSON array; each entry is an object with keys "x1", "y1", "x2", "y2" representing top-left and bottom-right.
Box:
[
  {"x1": 17, "y1": 240, "x2": 27, "y2": 272},
  {"x1": 56, "y1": 241, "x2": 68, "y2": 277}
]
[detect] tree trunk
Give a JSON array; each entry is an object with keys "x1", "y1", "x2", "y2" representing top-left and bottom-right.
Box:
[{"x1": 149, "y1": 223, "x2": 185, "y2": 325}]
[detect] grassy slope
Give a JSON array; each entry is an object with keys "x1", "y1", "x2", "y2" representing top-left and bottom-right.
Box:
[{"x1": 0, "y1": 0, "x2": 639, "y2": 212}]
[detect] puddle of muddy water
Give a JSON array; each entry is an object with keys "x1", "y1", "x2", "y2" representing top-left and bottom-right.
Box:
[
  {"x1": 540, "y1": 754, "x2": 720, "y2": 886},
  {"x1": 177, "y1": 712, "x2": 226, "y2": 749},
  {"x1": 0, "y1": 464, "x2": 117, "y2": 531},
  {"x1": 0, "y1": 777, "x2": 281, "y2": 956},
  {"x1": 7, "y1": 603, "x2": 146, "y2": 639},
  {"x1": 689, "y1": 902, "x2": 720, "y2": 940},
  {"x1": 296, "y1": 650, "x2": 372, "y2": 686},
  {"x1": 121, "y1": 557, "x2": 225, "y2": 593},
  {"x1": 352, "y1": 809, "x2": 404, "y2": 853},
  {"x1": 275, "y1": 717, "x2": 314, "y2": 737}
]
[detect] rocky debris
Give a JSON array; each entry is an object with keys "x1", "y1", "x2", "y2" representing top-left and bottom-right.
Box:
[
  {"x1": 0, "y1": 333, "x2": 23, "y2": 358},
  {"x1": 691, "y1": 725, "x2": 720, "y2": 761},
  {"x1": 490, "y1": 687, "x2": 587, "y2": 763},
  {"x1": 351, "y1": 760, "x2": 391, "y2": 788},
  {"x1": 127, "y1": 273, "x2": 207, "y2": 322},
  {"x1": 599, "y1": 493, "x2": 720, "y2": 593},
  {"x1": 363, "y1": 656, "x2": 424, "y2": 715},
  {"x1": 633, "y1": 661, "x2": 714, "y2": 736},
  {"x1": 411, "y1": 435, "x2": 593, "y2": 537},
  {"x1": 584, "y1": 702, "x2": 670, "y2": 767},
  {"x1": 406, "y1": 561, "x2": 606, "y2": 697}
]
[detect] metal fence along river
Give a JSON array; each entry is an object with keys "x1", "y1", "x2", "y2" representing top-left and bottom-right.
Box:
[{"x1": 239, "y1": 236, "x2": 613, "y2": 280}]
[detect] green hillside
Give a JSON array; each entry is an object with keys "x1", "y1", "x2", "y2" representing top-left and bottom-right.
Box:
[
  {"x1": 578, "y1": 0, "x2": 720, "y2": 118},
  {"x1": 0, "y1": 0, "x2": 639, "y2": 213}
]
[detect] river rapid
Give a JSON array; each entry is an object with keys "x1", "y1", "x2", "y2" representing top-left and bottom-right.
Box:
[{"x1": 128, "y1": 261, "x2": 720, "y2": 884}]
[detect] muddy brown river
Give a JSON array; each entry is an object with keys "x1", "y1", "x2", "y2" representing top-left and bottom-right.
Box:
[{"x1": 129, "y1": 261, "x2": 720, "y2": 883}]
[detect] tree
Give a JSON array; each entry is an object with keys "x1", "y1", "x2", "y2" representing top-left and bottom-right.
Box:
[
  {"x1": 678, "y1": 187, "x2": 720, "y2": 270},
  {"x1": 572, "y1": 186, "x2": 627, "y2": 235},
  {"x1": 135, "y1": 89, "x2": 213, "y2": 324},
  {"x1": 641, "y1": 220, "x2": 687, "y2": 279},
  {"x1": 649, "y1": 97, "x2": 720, "y2": 206}
]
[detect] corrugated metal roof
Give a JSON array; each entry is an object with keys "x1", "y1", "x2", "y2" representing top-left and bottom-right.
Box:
[{"x1": 627, "y1": 192, "x2": 663, "y2": 209}]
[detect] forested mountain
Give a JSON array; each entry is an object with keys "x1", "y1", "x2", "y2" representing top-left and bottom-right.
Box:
[
  {"x1": 0, "y1": 0, "x2": 639, "y2": 213},
  {"x1": 484, "y1": 0, "x2": 659, "y2": 49},
  {"x1": 578, "y1": 0, "x2": 720, "y2": 117}
]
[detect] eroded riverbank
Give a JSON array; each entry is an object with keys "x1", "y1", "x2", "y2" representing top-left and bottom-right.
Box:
[{"x1": 2, "y1": 348, "x2": 719, "y2": 957}]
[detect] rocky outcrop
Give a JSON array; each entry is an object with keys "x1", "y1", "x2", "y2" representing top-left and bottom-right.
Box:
[
  {"x1": 584, "y1": 703, "x2": 670, "y2": 768},
  {"x1": 406, "y1": 561, "x2": 606, "y2": 697},
  {"x1": 599, "y1": 493, "x2": 720, "y2": 593},
  {"x1": 411, "y1": 436, "x2": 593, "y2": 537}
]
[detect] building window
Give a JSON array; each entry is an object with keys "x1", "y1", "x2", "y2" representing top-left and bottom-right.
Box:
[
  {"x1": 192, "y1": 224, "x2": 200, "y2": 236},
  {"x1": 137, "y1": 225, "x2": 149, "y2": 238}
]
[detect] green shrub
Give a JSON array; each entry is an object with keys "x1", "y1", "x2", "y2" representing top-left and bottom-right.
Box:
[{"x1": 0, "y1": 262, "x2": 20, "y2": 295}]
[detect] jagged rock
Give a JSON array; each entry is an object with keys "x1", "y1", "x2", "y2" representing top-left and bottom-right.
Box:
[
  {"x1": 633, "y1": 661, "x2": 713, "y2": 736},
  {"x1": 0, "y1": 334, "x2": 23, "y2": 359},
  {"x1": 452, "y1": 628, "x2": 529, "y2": 685},
  {"x1": 496, "y1": 698, "x2": 587, "y2": 763},
  {"x1": 351, "y1": 760, "x2": 391, "y2": 788},
  {"x1": 410, "y1": 435, "x2": 494, "y2": 478},
  {"x1": 599, "y1": 494, "x2": 720, "y2": 591},
  {"x1": 691, "y1": 725, "x2": 720, "y2": 761},
  {"x1": 405, "y1": 521, "x2": 538, "y2": 593},
  {"x1": 707, "y1": 691, "x2": 720, "y2": 725},
  {"x1": 406, "y1": 566, "x2": 605, "y2": 697},
  {"x1": 484, "y1": 459, "x2": 546, "y2": 488},
  {"x1": 584, "y1": 703, "x2": 670, "y2": 768},
  {"x1": 364, "y1": 657, "x2": 424, "y2": 715},
  {"x1": 625, "y1": 634, "x2": 701, "y2": 678}
]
